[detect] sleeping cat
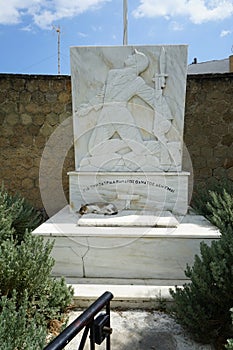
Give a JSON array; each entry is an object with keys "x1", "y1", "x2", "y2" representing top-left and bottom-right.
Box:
[{"x1": 78, "y1": 202, "x2": 118, "y2": 215}]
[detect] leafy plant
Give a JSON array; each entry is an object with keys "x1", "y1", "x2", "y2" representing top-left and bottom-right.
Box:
[
  {"x1": 0, "y1": 291, "x2": 47, "y2": 350},
  {"x1": 206, "y1": 189, "x2": 233, "y2": 233},
  {"x1": 0, "y1": 185, "x2": 74, "y2": 347},
  {"x1": 170, "y1": 184, "x2": 233, "y2": 348},
  {"x1": 170, "y1": 226, "x2": 233, "y2": 346},
  {"x1": 191, "y1": 178, "x2": 233, "y2": 222},
  {"x1": 226, "y1": 309, "x2": 233, "y2": 350},
  {"x1": 0, "y1": 184, "x2": 43, "y2": 242}
]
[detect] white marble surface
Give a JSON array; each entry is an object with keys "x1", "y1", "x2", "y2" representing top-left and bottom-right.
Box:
[
  {"x1": 70, "y1": 45, "x2": 187, "y2": 172},
  {"x1": 33, "y1": 206, "x2": 220, "y2": 280},
  {"x1": 69, "y1": 171, "x2": 190, "y2": 215},
  {"x1": 77, "y1": 210, "x2": 179, "y2": 227}
]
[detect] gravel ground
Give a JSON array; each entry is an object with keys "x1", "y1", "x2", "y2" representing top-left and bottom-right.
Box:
[{"x1": 65, "y1": 309, "x2": 214, "y2": 350}]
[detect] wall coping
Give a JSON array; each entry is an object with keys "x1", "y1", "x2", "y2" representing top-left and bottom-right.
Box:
[
  {"x1": 0, "y1": 73, "x2": 70, "y2": 80},
  {"x1": 187, "y1": 72, "x2": 233, "y2": 79},
  {"x1": 0, "y1": 72, "x2": 233, "y2": 80}
]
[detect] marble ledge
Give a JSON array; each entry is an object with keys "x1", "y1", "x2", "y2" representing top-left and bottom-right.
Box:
[
  {"x1": 68, "y1": 171, "x2": 190, "y2": 176},
  {"x1": 32, "y1": 205, "x2": 220, "y2": 239}
]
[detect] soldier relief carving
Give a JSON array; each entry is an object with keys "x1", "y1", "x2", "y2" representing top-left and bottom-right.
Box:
[{"x1": 77, "y1": 48, "x2": 181, "y2": 172}]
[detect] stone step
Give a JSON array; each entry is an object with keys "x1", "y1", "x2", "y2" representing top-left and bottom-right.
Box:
[{"x1": 66, "y1": 278, "x2": 189, "y2": 309}]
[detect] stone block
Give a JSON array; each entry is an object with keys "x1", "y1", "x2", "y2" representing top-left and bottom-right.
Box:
[
  {"x1": 0, "y1": 78, "x2": 11, "y2": 90},
  {"x1": 21, "y1": 178, "x2": 34, "y2": 189},
  {"x1": 38, "y1": 79, "x2": 50, "y2": 93},
  {"x1": 12, "y1": 79, "x2": 25, "y2": 91},
  {"x1": 199, "y1": 167, "x2": 213, "y2": 178},
  {"x1": 31, "y1": 90, "x2": 45, "y2": 104},
  {"x1": 22, "y1": 135, "x2": 33, "y2": 147},
  {"x1": 25, "y1": 102, "x2": 41, "y2": 114},
  {"x1": 47, "y1": 112, "x2": 58, "y2": 126},
  {"x1": 26, "y1": 79, "x2": 39, "y2": 92},
  {"x1": 40, "y1": 122, "x2": 54, "y2": 137},
  {"x1": 58, "y1": 91, "x2": 70, "y2": 104},
  {"x1": 34, "y1": 114, "x2": 45, "y2": 126},
  {"x1": 214, "y1": 145, "x2": 229, "y2": 158},
  {"x1": 224, "y1": 158, "x2": 233, "y2": 169},
  {"x1": 51, "y1": 80, "x2": 66, "y2": 93},
  {"x1": 19, "y1": 90, "x2": 31, "y2": 104},
  {"x1": 213, "y1": 167, "x2": 227, "y2": 179},
  {"x1": 222, "y1": 133, "x2": 233, "y2": 147},
  {"x1": 45, "y1": 91, "x2": 57, "y2": 103},
  {"x1": 5, "y1": 113, "x2": 19, "y2": 126},
  {"x1": 21, "y1": 113, "x2": 32, "y2": 125},
  {"x1": 227, "y1": 167, "x2": 233, "y2": 180}
]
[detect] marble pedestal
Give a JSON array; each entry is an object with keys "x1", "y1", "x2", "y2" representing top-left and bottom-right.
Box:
[
  {"x1": 33, "y1": 206, "x2": 220, "y2": 283},
  {"x1": 69, "y1": 171, "x2": 190, "y2": 216}
]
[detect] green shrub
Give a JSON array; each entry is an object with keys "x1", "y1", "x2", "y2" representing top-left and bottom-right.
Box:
[
  {"x1": 0, "y1": 291, "x2": 47, "y2": 350},
  {"x1": 0, "y1": 184, "x2": 43, "y2": 242},
  {"x1": 0, "y1": 186, "x2": 74, "y2": 347},
  {"x1": 206, "y1": 189, "x2": 233, "y2": 233},
  {"x1": 226, "y1": 309, "x2": 233, "y2": 350},
  {"x1": 170, "y1": 226, "x2": 233, "y2": 346},
  {"x1": 192, "y1": 178, "x2": 233, "y2": 223},
  {"x1": 170, "y1": 185, "x2": 233, "y2": 348},
  {"x1": 226, "y1": 340, "x2": 233, "y2": 350}
]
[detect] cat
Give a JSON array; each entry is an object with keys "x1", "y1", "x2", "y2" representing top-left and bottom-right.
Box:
[{"x1": 78, "y1": 202, "x2": 118, "y2": 215}]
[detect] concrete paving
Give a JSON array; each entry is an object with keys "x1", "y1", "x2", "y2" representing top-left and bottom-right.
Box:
[{"x1": 65, "y1": 309, "x2": 213, "y2": 350}]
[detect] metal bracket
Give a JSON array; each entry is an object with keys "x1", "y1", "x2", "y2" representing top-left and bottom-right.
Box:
[{"x1": 94, "y1": 313, "x2": 112, "y2": 345}]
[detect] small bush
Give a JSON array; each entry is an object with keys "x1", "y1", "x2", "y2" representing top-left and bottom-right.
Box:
[
  {"x1": 226, "y1": 309, "x2": 233, "y2": 350},
  {"x1": 170, "y1": 226, "x2": 233, "y2": 346},
  {"x1": 170, "y1": 184, "x2": 233, "y2": 348},
  {"x1": 0, "y1": 184, "x2": 43, "y2": 242},
  {"x1": 206, "y1": 189, "x2": 233, "y2": 233},
  {"x1": 0, "y1": 291, "x2": 47, "y2": 350},
  {"x1": 0, "y1": 185, "x2": 73, "y2": 347},
  {"x1": 192, "y1": 178, "x2": 233, "y2": 223}
]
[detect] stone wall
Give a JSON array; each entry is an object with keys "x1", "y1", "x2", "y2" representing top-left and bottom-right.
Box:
[
  {"x1": 0, "y1": 73, "x2": 232, "y2": 213},
  {"x1": 0, "y1": 74, "x2": 74, "y2": 213},
  {"x1": 184, "y1": 73, "x2": 233, "y2": 184}
]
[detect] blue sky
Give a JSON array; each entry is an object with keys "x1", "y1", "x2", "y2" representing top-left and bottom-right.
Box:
[{"x1": 0, "y1": 0, "x2": 233, "y2": 75}]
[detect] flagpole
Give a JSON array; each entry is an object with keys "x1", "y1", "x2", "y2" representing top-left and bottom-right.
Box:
[{"x1": 123, "y1": 0, "x2": 128, "y2": 45}]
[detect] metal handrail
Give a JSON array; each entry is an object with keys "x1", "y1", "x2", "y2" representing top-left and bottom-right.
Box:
[{"x1": 44, "y1": 291, "x2": 114, "y2": 350}]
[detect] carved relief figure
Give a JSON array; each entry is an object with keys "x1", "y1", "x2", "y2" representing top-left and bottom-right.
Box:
[{"x1": 78, "y1": 49, "x2": 179, "y2": 171}]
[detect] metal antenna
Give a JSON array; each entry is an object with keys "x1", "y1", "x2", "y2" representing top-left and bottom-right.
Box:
[
  {"x1": 53, "y1": 25, "x2": 61, "y2": 74},
  {"x1": 123, "y1": 0, "x2": 128, "y2": 45}
]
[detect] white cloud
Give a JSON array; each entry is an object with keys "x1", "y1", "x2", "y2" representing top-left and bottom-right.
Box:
[
  {"x1": 220, "y1": 29, "x2": 232, "y2": 37},
  {"x1": 21, "y1": 24, "x2": 34, "y2": 32},
  {"x1": 132, "y1": 0, "x2": 233, "y2": 24},
  {"x1": 77, "y1": 31, "x2": 88, "y2": 37},
  {"x1": 0, "y1": 0, "x2": 110, "y2": 29},
  {"x1": 169, "y1": 21, "x2": 184, "y2": 31},
  {"x1": 91, "y1": 25, "x2": 102, "y2": 32}
]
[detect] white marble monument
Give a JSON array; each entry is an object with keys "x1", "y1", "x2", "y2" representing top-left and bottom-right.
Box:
[
  {"x1": 69, "y1": 45, "x2": 189, "y2": 216},
  {"x1": 33, "y1": 45, "x2": 220, "y2": 295}
]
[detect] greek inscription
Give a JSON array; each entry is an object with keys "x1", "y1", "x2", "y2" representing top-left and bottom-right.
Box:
[{"x1": 82, "y1": 179, "x2": 175, "y2": 193}]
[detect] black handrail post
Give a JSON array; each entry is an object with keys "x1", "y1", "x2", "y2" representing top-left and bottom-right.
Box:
[
  {"x1": 43, "y1": 291, "x2": 113, "y2": 350},
  {"x1": 78, "y1": 324, "x2": 90, "y2": 350},
  {"x1": 90, "y1": 318, "x2": 95, "y2": 350},
  {"x1": 106, "y1": 301, "x2": 111, "y2": 350}
]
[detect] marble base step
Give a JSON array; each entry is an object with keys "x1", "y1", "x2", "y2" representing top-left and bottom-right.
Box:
[
  {"x1": 33, "y1": 206, "x2": 220, "y2": 282},
  {"x1": 66, "y1": 278, "x2": 189, "y2": 309}
]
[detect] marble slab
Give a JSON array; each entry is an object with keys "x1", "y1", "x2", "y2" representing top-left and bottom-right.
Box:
[
  {"x1": 77, "y1": 210, "x2": 179, "y2": 227},
  {"x1": 32, "y1": 206, "x2": 220, "y2": 280},
  {"x1": 70, "y1": 45, "x2": 188, "y2": 172},
  {"x1": 68, "y1": 171, "x2": 190, "y2": 215}
]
